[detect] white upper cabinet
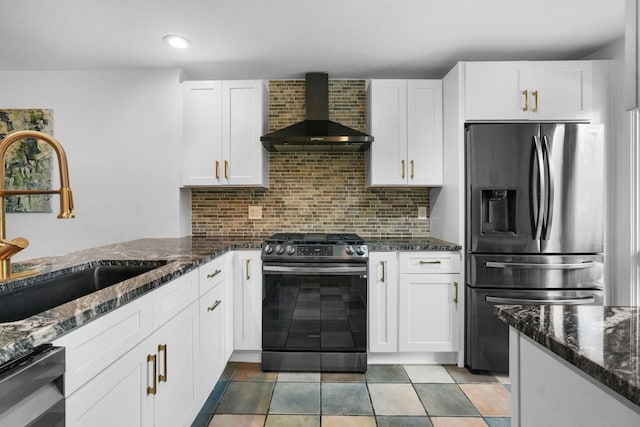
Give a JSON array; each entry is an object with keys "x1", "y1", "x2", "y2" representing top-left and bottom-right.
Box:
[
  {"x1": 366, "y1": 79, "x2": 443, "y2": 187},
  {"x1": 182, "y1": 80, "x2": 269, "y2": 187},
  {"x1": 464, "y1": 61, "x2": 593, "y2": 121}
]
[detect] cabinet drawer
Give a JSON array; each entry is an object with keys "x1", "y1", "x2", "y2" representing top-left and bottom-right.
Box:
[
  {"x1": 399, "y1": 252, "x2": 460, "y2": 274},
  {"x1": 152, "y1": 269, "x2": 198, "y2": 329},
  {"x1": 53, "y1": 294, "x2": 153, "y2": 396},
  {"x1": 199, "y1": 254, "x2": 228, "y2": 296}
]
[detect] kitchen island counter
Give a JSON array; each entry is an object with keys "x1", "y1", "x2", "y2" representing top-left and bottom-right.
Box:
[
  {"x1": 496, "y1": 304, "x2": 640, "y2": 417},
  {"x1": 0, "y1": 236, "x2": 262, "y2": 366}
]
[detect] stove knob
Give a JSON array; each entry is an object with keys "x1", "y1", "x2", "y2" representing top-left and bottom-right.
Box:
[
  {"x1": 286, "y1": 245, "x2": 295, "y2": 255},
  {"x1": 264, "y1": 244, "x2": 273, "y2": 254},
  {"x1": 275, "y1": 245, "x2": 284, "y2": 255},
  {"x1": 356, "y1": 246, "x2": 367, "y2": 256},
  {"x1": 345, "y1": 246, "x2": 355, "y2": 255}
]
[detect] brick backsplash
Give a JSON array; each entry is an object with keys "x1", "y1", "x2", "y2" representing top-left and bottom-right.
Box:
[{"x1": 190, "y1": 79, "x2": 430, "y2": 239}]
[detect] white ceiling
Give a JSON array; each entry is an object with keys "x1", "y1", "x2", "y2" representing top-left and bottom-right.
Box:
[{"x1": 0, "y1": 0, "x2": 625, "y2": 80}]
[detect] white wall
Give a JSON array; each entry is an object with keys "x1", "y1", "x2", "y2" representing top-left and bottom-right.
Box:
[
  {"x1": 0, "y1": 69, "x2": 185, "y2": 260},
  {"x1": 585, "y1": 38, "x2": 630, "y2": 305}
]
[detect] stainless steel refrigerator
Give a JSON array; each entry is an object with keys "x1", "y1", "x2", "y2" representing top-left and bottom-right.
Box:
[{"x1": 465, "y1": 123, "x2": 604, "y2": 373}]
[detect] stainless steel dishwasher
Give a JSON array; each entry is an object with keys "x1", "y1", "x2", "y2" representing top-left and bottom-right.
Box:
[{"x1": 0, "y1": 344, "x2": 65, "y2": 426}]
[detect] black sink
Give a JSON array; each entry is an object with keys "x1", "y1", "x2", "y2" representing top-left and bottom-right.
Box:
[{"x1": 0, "y1": 261, "x2": 167, "y2": 322}]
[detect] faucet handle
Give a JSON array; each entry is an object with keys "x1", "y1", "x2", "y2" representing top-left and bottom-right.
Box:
[{"x1": 0, "y1": 237, "x2": 29, "y2": 248}]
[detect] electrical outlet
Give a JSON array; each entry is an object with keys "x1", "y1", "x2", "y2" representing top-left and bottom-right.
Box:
[
  {"x1": 418, "y1": 206, "x2": 427, "y2": 219},
  {"x1": 248, "y1": 205, "x2": 262, "y2": 220}
]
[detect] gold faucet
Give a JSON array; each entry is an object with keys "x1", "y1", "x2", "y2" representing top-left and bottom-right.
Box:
[{"x1": 0, "y1": 130, "x2": 74, "y2": 281}]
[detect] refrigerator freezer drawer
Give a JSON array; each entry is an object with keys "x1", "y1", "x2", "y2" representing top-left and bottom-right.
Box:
[
  {"x1": 467, "y1": 254, "x2": 603, "y2": 289},
  {"x1": 465, "y1": 287, "x2": 603, "y2": 373}
]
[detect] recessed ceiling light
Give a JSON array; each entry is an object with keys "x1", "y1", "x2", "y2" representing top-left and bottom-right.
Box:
[{"x1": 163, "y1": 35, "x2": 191, "y2": 49}]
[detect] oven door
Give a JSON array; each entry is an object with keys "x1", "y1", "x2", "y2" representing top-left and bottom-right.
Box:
[{"x1": 262, "y1": 263, "x2": 368, "y2": 353}]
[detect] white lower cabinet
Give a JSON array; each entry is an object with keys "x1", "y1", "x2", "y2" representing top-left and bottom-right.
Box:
[
  {"x1": 65, "y1": 302, "x2": 199, "y2": 427},
  {"x1": 233, "y1": 250, "x2": 262, "y2": 351},
  {"x1": 369, "y1": 251, "x2": 460, "y2": 354},
  {"x1": 368, "y1": 252, "x2": 399, "y2": 352},
  {"x1": 198, "y1": 281, "x2": 226, "y2": 399}
]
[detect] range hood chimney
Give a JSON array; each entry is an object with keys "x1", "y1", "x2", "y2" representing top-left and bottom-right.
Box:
[{"x1": 260, "y1": 73, "x2": 373, "y2": 152}]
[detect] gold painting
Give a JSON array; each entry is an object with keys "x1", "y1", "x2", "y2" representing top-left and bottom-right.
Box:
[{"x1": 0, "y1": 109, "x2": 53, "y2": 212}]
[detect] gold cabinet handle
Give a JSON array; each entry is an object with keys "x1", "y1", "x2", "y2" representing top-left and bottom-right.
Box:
[
  {"x1": 224, "y1": 160, "x2": 229, "y2": 179},
  {"x1": 207, "y1": 269, "x2": 222, "y2": 279},
  {"x1": 522, "y1": 90, "x2": 529, "y2": 111},
  {"x1": 419, "y1": 260, "x2": 442, "y2": 265},
  {"x1": 207, "y1": 299, "x2": 222, "y2": 311},
  {"x1": 532, "y1": 90, "x2": 539, "y2": 112},
  {"x1": 158, "y1": 344, "x2": 167, "y2": 383},
  {"x1": 245, "y1": 259, "x2": 250, "y2": 281},
  {"x1": 410, "y1": 160, "x2": 414, "y2": 179},
  {"x1": 401, "y1": 160, "x2": 405, "y2": 179},
  {"x1": 146, "y1": 354, "x2": 157, "y2": 395},
  {"x1": 454, "y1": 282, "x2": 459, "y2": 304},
  {"x1": 215, "y1": 160, "x2": 220, "y2": 179},
  {"x1": 380, "y1": 261, "x2": 385, "y2": 284}
]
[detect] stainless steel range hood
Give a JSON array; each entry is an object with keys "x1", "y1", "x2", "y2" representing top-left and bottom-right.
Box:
[{"x1": 261, "y1": 73, "x2": 373, "y2": 152}]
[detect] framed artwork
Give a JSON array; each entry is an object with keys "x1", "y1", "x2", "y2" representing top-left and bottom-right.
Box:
[{"x1": 0, "y1": 109, "x2": 53, "y2": 213}]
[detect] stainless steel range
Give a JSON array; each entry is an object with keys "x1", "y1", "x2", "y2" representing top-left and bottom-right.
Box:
[{"x1": 261, "y1": 233, "x2": 368, "y2": 373}]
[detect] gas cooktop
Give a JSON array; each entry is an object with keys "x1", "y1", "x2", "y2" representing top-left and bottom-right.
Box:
[{"x1": 265, "y1": 233, "x2": 365, "y2": 245}]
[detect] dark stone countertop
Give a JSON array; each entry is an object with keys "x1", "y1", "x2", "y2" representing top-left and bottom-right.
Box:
[
  {"x1": 496, "y1": 305, "x2": 640, "y2": 407},
  {"x1": 0, "y1": 236, "x2": 262, "y2": 366},
  {"x1": 366, "y1": 237, "x2": 461, "y2": 252}
]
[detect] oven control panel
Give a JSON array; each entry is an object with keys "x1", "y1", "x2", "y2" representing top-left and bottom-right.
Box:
[{"x1": 298, "y1": 245, "x2": 333, "y2": 256}]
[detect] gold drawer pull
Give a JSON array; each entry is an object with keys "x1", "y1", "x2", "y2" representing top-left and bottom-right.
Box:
[
  {"x1": 419, "y1": 260, "x2": 442, "y2": 265},
  {"x1": 146, "y1": 354, "x2": 157, "y2": 395},
  {"x1": 522, "y1": 90, "x2": 529, "y2": 111},
  {"x1": 207, "y1": 269, "x2": 222, "y2": 279},
  {"x1": 245, "y1": 259, "x2": 251, "y2": 280},
  {"x1": 401, "y1": 160, "x2": 405, "y2": 179},
  {"x1": 215, "y1": 160, "x2": 220, "y2": 179},
  {"x1": 158, "y1": 344, "x2": 167, "y2": 383},
  {"x1": 532, "y1": 90, "x2": 539, "y2": 112},
  {"x1": 454, "y1": 282, "x2": 459, "y2": 304},
  {"x1": 411, "y1": 160, "x2": 414, "y2": 179},
  {"x1": 224, "y1": 160, "x2": 229, "y2": 179},
  {"x1": 380, "y1": 261, "x2": 385, "y2": 284},
  {"x1": 207, "y1": 299, "x2": 222, "y2": 311}
]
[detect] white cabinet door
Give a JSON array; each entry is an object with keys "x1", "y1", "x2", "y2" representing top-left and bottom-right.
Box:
[
  {"x1": 523, "y1": 61, "x2": 592, "y2": 121},
  {"x1": 464, "y1": 61, "x2": 592, "y2": 121},
  {"x1": 198, "y1": 282, "x2": 225, "y2": 400},
  {"x1": 153, "y1": 302, "x2": 199, "y2": 427},
  {"x1": 223, "y1": 80, "x2": 268, "y2": 186},
  {"x1": 464, "y1": 62, "x2": 527, "y2": 120},
  {"x1": 233, "y1": 251, "x2": 262, "y2": 351},
  {"x1": 182, "y1": 80, "x2": 268, "y2": 188},
  {"x1": 407, "y1": 80, "x2": 443, "y2": 185},
  {"x1": 367, "y1": 80, "x2": 407, "y2": 186},
  {"x1": 182, "y1": 81, "x2": 223, "y2": 186},
  {"x1": 65, "y1": 340, "x2": 153, "y2": 427},
  {"x1": 368, "y1": 252, "x2": 399, "y2": 353},
  {"x1": 367, "y1": 79, "x2": 443, "y2": 187},
  {"x1": 398, "y1": 273, "x2": 459, "y2": 352}
]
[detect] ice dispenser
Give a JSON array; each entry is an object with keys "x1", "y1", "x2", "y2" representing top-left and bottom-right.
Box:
[{"x1": 481, "y1": 189, "x2": 516, "y2": 234}]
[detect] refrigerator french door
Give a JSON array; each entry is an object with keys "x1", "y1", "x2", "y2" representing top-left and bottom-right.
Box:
[{"x1": 465, "y1": 123, "x2": 604, "y2": 373}]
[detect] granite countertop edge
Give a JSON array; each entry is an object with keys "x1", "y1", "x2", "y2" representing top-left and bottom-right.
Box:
[
  {"x1": 0, "y1": 235, "x2": 460, "y2": 367},
  {"x1": 496, "y1": 305, "x2": 640, "y2": 408}
]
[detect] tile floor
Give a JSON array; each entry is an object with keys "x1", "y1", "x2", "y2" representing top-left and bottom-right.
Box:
[{"x1": 192, "y1": 362, "x2": 511, "y2": 427}]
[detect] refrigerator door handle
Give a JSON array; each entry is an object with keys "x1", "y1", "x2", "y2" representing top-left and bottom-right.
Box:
[
  {"x1": 542, "y1": 134, "x2": 554, "y2": 239},
  {"x1": 532, "y1": 135, "x2": 546, "y2": 240},
  {"x1": 485, "y1": 296, "x2": 595, "y2": 305},
  {"x1": 485, "y1": 261, "x2": 596, "y2": 270}
]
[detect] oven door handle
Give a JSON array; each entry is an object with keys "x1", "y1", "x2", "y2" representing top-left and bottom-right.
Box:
[
  {"x1": 485, "y1": 296, "x2": 595, "y2": 305},
  {"x1": 263, "y1": 264, "x2": 368, "y2": 275}
]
